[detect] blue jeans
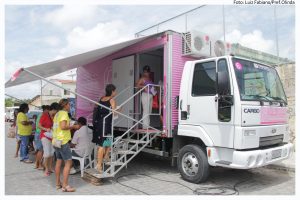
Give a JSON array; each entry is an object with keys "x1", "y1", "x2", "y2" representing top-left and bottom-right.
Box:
[{"x1": 20, "y1": 135, "x2": 30, "y2": 161}]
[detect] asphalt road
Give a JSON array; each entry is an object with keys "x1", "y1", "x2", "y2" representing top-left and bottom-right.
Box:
[{"x1": 5, "y1": 122, "x2": 295, "y2": 195}]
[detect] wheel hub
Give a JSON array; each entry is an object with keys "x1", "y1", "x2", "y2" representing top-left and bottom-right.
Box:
[{"x1": 182, "y1": 152, "x2": 199, "y2": 176}]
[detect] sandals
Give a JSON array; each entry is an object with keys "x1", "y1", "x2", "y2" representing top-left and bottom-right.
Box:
[
  {"x1": 44, "y1": 171, "x2": 51, "y2": 177},
  {"x1": 56, "y1": 184, "x2": 62, "y2": 190},
  {"x1": 96, "y1": 164, "x2": 103, "y2": 174},
  {"x1": 23, "y1": 159, "x2": 33, "y2": 164},
  {"x1": 62, "y1": 185, "x2": 76, "y2": 192}
]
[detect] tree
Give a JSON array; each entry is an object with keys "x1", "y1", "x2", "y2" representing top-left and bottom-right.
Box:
[{"x1": 5, "y1": 98, "x2": 15, "y2": 107}]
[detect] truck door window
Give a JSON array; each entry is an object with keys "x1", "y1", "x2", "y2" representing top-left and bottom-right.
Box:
[
  {"x1": 217, "y1": 59, "x2": 231, "y2": 122},
  {"x1": 191, "y1": 61, "x2": 216, "y2": 96}
]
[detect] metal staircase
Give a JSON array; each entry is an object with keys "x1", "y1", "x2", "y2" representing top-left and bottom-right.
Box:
[{"x1": 87, "y1": 84, "x2": 162, "y2": 179}]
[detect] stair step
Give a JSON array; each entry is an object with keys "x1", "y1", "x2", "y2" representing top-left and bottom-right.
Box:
[
  {"x1": 114, "y1": 149, "x2": 135, "y2": 154},
  {"x1": 122, "y1": 139, "x2": 148, "y2": 144},
  {"x1": 84, "y1": 168, "x2": 113, "y2": 179},
  {"x1": 130, "y1": 129, "x2": 162, "y2": 134},
  {"x1": 104, "y1": 161, "x2": 124, "y2": 166}
]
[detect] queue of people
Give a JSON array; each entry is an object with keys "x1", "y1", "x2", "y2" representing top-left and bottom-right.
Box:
[
  {"x1": 12, "y1": 84, "x2": 118, "y2": 192},
  {"x1": 13, "y1": 99, "x2": 82, "y2": 192},
  {"x1": 12, "y1": 72, "x2": 161, "y2": 192}
]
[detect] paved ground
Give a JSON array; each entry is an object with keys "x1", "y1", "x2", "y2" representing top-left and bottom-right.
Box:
[{"x1": 5, "y1": 122, "x2": 295, "y2": 195}]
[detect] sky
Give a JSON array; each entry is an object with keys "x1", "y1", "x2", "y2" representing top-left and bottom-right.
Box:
[{"x1": 5, "y1": 4, "x2": 295, "y2": 100}]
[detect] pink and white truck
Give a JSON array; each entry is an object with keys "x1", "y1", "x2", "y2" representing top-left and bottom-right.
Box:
[{"x1": 6, "y1": 30, "x2": 293, "y2": 183}]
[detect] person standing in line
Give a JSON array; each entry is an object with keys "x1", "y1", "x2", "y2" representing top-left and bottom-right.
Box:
[
  {"x1": 52, "y1": 99, "x2": 79, "y2": 192},
  {"x1": 39, "y1": 103, "x2": 60, "y2": 176},
  {"x1": 92, "y1": 84, "x2": 118, "y2": 173},
  {"x1": 34, "y1": 105, "x2": 49, "y2": 170},
  {"x1": 17, "y1": 103, "x2": 33, "y2": 163},
  {"x1": 13, "y1": 108, "x2": 20, "y2": 158},
  {"x1": 136, "y1": 65, "x2": 154, "y2": 129},
  {"x1": 28, "y1": 115, "x2": 37, "y2": 152}
]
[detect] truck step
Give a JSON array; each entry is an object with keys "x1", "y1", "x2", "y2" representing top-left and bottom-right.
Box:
[{"x1": 215, "y1": 160, "x2": 232, "y2": 165}]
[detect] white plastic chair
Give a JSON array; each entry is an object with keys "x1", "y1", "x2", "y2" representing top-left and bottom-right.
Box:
[{"x1": 71, "y1": 143, "x2": 95, "y2": 177}]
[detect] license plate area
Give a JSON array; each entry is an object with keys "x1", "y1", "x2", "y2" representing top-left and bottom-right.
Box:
[{"x1": 272, "y1": 149, "x2": 282, "y2": 159}]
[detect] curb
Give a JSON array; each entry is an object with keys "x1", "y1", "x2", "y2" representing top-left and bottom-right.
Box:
[{"x1": 263, "y1": 164, "x2": 295, "y2": 172}]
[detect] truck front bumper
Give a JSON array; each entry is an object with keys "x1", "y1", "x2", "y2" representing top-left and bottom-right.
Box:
[{"x1": 208, "y1": 143, "x2": 293, "y2": 169}]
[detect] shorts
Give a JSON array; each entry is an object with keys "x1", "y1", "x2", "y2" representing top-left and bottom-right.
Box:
[
  {"x1": 41, "y1": 137, "x2": 54, "y2": 158},
  {"x1": 54, "y1": 143, "x2": 72, "y2": 161},
  {"x1": 34, "y1": 133, "x2": 43, "y2": 151},
  {"x1": 34, "y1": 138, "x2": 43, "y2": 151},
  {"x1": 102, "y1": 138, "x2": 112, "y2": 147}
]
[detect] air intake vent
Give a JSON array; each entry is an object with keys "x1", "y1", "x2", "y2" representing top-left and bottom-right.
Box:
[{"x1": 259, "y1": 134, "x2": 284, "y2": 147}]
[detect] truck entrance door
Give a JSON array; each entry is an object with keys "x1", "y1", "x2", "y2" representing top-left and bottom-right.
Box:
[{"x1": 185, "y1": 58, "x2": 234, "y2": 148}]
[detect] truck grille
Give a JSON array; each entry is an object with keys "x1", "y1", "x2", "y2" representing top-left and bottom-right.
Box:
[{"x1": 259, "y1": 134, "x2": 284, "y2": 147}]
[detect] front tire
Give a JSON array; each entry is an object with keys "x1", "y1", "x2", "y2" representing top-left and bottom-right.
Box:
[{"x1": 178, "y1": 144, "x2": 210, "y2": 183}]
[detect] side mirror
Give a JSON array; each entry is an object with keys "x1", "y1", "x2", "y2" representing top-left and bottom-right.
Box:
[{"x1": 217, "y1": 71, "x2": 230, "y2": 95}]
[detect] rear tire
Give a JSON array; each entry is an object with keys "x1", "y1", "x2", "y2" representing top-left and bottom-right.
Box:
[{"x1": 177, "y1": 144, "x2": 210, "y2": 183}]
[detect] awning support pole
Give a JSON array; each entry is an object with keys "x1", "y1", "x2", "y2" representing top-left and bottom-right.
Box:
[
  {"x1": 21, "y1": 68, "x2": 154, "y2": 129},
  {"x1": 40, "y1": 79, "x2": 43, "y2": 106}
]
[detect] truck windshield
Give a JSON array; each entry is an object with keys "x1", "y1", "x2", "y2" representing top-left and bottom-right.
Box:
[{"x1": 232, "y1": 58, "x2": 287, "y2": 103}]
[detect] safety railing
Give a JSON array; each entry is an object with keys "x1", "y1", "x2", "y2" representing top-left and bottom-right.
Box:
[
  {"x1": 103, "y1": 84, "x2": 162, "y2": 138},
  {"x1": 98, "y1": 84, "x2": 162, "y2": 176}
]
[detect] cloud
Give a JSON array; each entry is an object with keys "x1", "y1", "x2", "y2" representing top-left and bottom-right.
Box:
[
  {"x1": 226, "y1": 29, "x2": 275, "y2": 54},
  {"x1": 43, "y1": 36, "x2": 61, "y2": 47},
  {"x1": 43, "y1": 5, "x2": 105, "y2": 31},
  {"x1": 59, "y1": 20, "x2": 132, "y2": 56}
]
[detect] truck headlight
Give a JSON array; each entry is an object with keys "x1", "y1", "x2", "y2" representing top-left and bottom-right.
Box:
[{"x1": 244, "y1": 130, "x2": 256, "y2": 136}]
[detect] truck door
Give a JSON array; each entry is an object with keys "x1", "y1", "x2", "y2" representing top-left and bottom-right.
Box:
[
  {"x1": 112, "y1": 55, "x2": 135, "y2": 128},
  {"x1": 185, "y1": 58, "x2": 234, "y2": 148}
]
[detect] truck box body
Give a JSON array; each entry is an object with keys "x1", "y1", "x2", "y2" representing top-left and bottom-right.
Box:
[{"x1": 76, "y1": 31, "x2": 194, "y2": 137}]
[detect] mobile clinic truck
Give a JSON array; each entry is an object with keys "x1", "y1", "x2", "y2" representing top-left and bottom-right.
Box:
[{"x1": 5, "y1": 30, "x2": 293, "y2": 183}]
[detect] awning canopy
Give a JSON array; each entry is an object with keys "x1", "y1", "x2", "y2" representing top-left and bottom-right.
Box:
[{"x1": 5, "y1": 33, "x2": 158, "y2": 88}]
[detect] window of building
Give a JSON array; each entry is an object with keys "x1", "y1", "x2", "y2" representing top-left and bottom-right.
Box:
[{"x1": 64, "y1": 90, "x2": 70, "y2": 95}]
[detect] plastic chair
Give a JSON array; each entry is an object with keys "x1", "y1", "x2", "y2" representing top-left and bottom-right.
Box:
[{"x1": 71, "y1": 143, "x2": 95, "y2": 177}]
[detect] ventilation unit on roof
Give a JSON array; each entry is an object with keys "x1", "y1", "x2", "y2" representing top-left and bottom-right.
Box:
[
  {"x1": 210, "y1": 39, "x2": 233, "y2": 57},
  {"x1": 182, "y1": 30, "x2": 211, "y2": 58}
]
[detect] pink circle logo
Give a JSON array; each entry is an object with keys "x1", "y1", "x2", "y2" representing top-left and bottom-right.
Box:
[{"x1": 235, "y1": 62, "x2": 243, "y2": 70}]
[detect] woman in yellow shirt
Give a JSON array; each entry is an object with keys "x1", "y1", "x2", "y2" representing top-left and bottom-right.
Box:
[
  {"x1": 52, "y1": 99, "x2": 79, "y2": 192},
  {"x1": 17, "y1": 103, "x2": 33, "y2": 163}
]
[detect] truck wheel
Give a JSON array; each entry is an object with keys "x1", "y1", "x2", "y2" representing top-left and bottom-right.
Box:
[{"x1": 178, "y1": 144, "x2": 210, "y2": 183}]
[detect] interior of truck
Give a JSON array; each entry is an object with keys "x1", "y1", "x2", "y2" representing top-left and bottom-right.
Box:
[{"x1": 136, "y1": 48, "x2": 164, "y2": 129}]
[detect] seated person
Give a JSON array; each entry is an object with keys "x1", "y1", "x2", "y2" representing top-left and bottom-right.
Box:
[{"x1": 69, "y1": 117, "x2": 93, "y2": 173}]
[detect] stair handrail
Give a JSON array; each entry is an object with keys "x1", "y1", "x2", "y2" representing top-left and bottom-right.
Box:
[{"x1": 102, "y1": 84, "x2": 161, "y2": 137}]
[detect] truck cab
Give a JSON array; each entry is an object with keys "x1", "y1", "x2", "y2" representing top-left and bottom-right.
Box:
[{"x1": 176, "y1": 55, "x2": 293, "y2": 183}]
